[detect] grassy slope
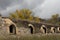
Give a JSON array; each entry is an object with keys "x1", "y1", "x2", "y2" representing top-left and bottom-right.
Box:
[{"x1": 0, "y1": 34, "x2": 60, "y2": 40}]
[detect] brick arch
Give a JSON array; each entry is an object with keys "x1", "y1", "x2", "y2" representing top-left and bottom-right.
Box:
[
  {"x1": 57, "y1": 27, "x2": 60, "y2": 32},
  {"x1": 40, "y1": 25, "x2": 47, "y2": 33},
  {"x1": 28, "y1": 24, "x2": 35, "y2": 34},
  {"x1": 50, "y1": 27, "x2": 55, "y2": 33}
]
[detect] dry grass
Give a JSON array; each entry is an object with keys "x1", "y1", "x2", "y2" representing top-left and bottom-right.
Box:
[{"x1": 0, "y1": 34, "x2": 60, "y2": 40}]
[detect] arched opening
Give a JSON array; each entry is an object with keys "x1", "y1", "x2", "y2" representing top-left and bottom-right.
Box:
[
  {"x1": 59, "y1": 28, "x2": 60, "y2": 30},
  {"x1": 57, "y1": 27, "x2": 60, "y2": 31},
  {"x1": 51, "y1": 27, "x2": 55, "y2": 33},
  {"x1": 43, "y1": 27, "x2": 46, "y2": 33},
  {"x1": 40, "y1": 25, "x2": 47, "y2": 33},
  {"x1": 9, "y1": 24, "x2": 16, "y2": 34},
  {"x1": 53, "y1": 28, "x2": 55, "y2": 32},
  {"x1": 29, "y1": 26, "x2": 33, "y2": 34},
  {"x1": 28, "y1": 24, "x2": 34, "y2": 34},
  {"x1": 57, "y1": 27, "x2": 60, "y2": 32}
]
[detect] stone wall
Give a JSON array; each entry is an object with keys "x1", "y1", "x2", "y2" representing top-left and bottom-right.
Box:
[
  {"x1": 13, "y1": 19, "x2": 60, "y2": 34},
  {"x1": 0, "y1": 17, "x2": 60, "y2": 35},
  {"x1": 0, "y1": 17, "x2": 18, "y2": 35},
  {"x1": 17, "y1": 27, "x2": 31, "y2": 35}
]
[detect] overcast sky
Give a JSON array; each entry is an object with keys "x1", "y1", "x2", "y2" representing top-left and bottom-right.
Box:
[{"x1": 0, "y1": 0, "x2": 60, "y2": 19}]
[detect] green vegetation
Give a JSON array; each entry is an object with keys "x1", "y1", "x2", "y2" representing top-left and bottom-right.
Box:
[
  {"x1": 47, "y1": 14, "x2": 60, "y2": 25},
  {"x1": 9, "y1": 8, "x2": 60, "y2": 25},
  {"x1": 9, "y1": 9, "x2": 40, "y2": 22}
]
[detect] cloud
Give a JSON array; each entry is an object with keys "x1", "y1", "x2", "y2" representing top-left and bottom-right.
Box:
[
  {"x1": 33, "y1": 0, "x2": 60, "y2": 19},
  {"x1": 0, "y1": 0, "x2": 17, "y2": 9},
  {"x1": 1, "y1": 0, "x2": 60, "y2": 19},
  {"x1": 22, "y1": 0, "x2": 44, "y2": 9},
  {"x1": 1, "y1": 4, "x2": 22, "y2": 16},
  {"x1": 0, "y1": 0, "x2": 44, "y2": 17}
]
